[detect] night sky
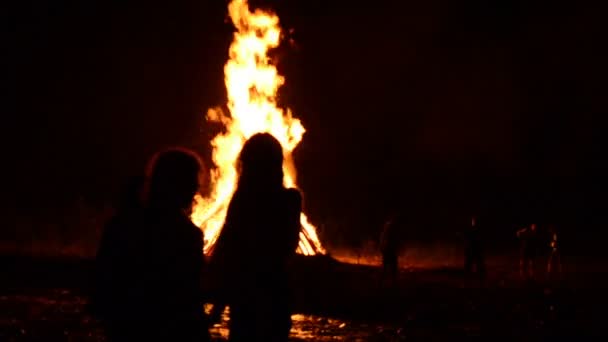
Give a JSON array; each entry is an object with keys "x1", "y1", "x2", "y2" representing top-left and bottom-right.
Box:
[{"x1": 3, "y1": 0, "x2": 607, "y2": 250}]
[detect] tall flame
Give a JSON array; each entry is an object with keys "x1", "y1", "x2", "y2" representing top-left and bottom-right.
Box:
[{"x1": 191, "y1": 0, "x2": 325, "y2": 256}]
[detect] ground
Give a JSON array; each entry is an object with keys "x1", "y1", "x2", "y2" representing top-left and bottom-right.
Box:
[{"x1": 1, "y1": 254, "x2": 606, "y2": 341}]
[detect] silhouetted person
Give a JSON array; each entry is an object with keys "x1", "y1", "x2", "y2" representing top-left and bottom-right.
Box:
[
  {"x1": 464, "y1": 215, "x2": 486, "y2": 278},
  {"x1": 546, "y1": 224, "x2": 562, "y2": 278},
  {"x1": 210, "y1": 133, "x2": 301, "y2": 342},
  {"x1": 380, "y1": 214, "x2": 400, "y2": 287},
  {"x1": 94, "y1": 148, "x2": 209, "y2": 342},
  {"x1": 517, "y1": 223, "x2": 540, "y2": 280},
  {"x1": 92, "y1": 175, "x2": 144, "y2": 321}
]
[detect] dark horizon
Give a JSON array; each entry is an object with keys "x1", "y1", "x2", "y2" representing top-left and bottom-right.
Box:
[{"x1": 3, "y1": 0, "x2": 607, "y2": 253}]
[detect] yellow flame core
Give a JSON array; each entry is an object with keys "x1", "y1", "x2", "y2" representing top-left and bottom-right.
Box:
[{"x1": 191, "y1": 0, "x2": 325, "y2": 256}]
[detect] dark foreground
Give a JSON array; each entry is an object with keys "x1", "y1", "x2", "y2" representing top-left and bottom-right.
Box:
[{"x1": 1, "y1": 254, "x2": 607, "y2": 341}]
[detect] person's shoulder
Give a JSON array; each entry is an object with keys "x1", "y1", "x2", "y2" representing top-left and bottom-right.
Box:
[
  {"x1": 190, "y1": 221, "x2": 203, "y2": 239},
  {"x1": 173, "y1": 214, "x2": 203, "y2": 247},
  {"x1": 177, "y1": 213, "x2": 202, "y2": 234},
  {"x1": 284, "y1": 188, "x2": 302, "y2": 205}
]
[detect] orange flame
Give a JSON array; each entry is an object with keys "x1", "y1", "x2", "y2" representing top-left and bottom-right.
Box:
[{"x1": 191, "y1": 0, "x2": 324, "y2": 256}]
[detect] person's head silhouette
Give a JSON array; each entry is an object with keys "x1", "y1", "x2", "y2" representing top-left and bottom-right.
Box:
[
  {"x1": 238, "y1": 133, "x2": 284, "y2": 190},
  {"x1": 145, "y1": 148, "x2": 203, "y2": 210}
]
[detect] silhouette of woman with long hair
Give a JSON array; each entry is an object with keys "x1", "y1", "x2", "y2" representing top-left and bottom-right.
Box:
[{"x1": 211, "y1": 133, "x2": 301, "y2": 342}]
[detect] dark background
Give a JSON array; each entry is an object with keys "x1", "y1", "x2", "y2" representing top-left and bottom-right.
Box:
[{"x1": 2, "y1": 0, "x2": 607, "y2": 255}]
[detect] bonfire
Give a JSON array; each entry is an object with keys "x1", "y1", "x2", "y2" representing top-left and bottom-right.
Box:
[{"x1": 191, "y1": 0, "x2": 325, "y2": 256}]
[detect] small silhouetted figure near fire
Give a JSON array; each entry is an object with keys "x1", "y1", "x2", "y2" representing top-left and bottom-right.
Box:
[
  {"x1": 380, "y1": 214, "x2": 400, "y2": 287},
  {"x1": 517, "y1": 223, "x2": 540, "y2": 280},
  {"x1": 210, "y1": 133, "x2": 301, "y2": 342},
  {"x1": 464, "y1": 215, "x2": 486, "y2": 278},
  {"x1": 546, "y1": 224, "x2": 563, "y2": 278},
  {"x1": 94, "y1": 148, "x2": 209, "y2": 342}
]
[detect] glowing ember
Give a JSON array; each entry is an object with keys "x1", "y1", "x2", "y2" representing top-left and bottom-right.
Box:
[{"x1": 191, "y1": 0, "x2": 325, "y2": 256}]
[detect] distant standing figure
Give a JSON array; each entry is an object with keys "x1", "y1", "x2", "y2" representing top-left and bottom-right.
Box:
[
  {"x1": 517, "y1": 223, "x2": 540, "y2": 280},
  {"x1": 464, "y1": 215, "x2": 486, "y2": 277},
  {"x1": 210, "y1": 133, "x2": 301, "y2": 342},
  {"x1": 95, "y1": 148, "x2": 209, "y2": 342},
  {"x1": 380, "y1": 214, "x2": 400, "y2": 287},
  {"x1": 547, "y1": 225, "x2": 563, "y2": 277}
]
